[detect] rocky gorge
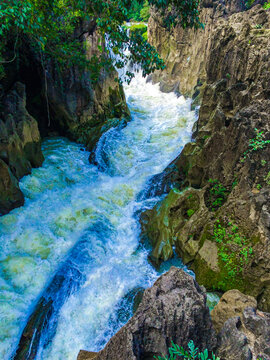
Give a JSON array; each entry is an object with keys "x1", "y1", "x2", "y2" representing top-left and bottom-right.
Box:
[
  {"x1": 0, "y1": 1, "x2": 270, "y2": 359},
  {"x1": 78, "y1": 2, "x2": 270, "y2": 359}
]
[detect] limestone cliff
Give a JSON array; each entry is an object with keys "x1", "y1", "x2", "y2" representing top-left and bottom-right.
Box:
[
  {"x1": 142, "y1": 5, "x2": 270, "y2": 310},
  {"x1": 0, "y1": 22, "x2": 129, "y2": 215},
  {"x1": 148, "y1": 0, "x2": 262, "y2": 96}
]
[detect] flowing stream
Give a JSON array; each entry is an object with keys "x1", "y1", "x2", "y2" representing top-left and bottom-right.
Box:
[{"x1": 0, "y1": 71, "x2": 197, "y2": 359}]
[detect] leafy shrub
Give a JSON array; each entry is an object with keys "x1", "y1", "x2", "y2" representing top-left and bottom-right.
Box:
[
  {"x1": 263, "y1": 1, "x2": 270, "y2": 9},
  {"x1": 206, "y1": 179, "x2": 229, "y2": 211},
  {"x1": 242, "y1": 128, "x2": 270, "y2": 161},
  {"x1": 154, "y1": 340, "x2": 220, "y2": 360},
  {"x1": 213, "y1": 220, "x2": 253, "y2": 280},
  {"x1": 140, "y1": 1, "x2": 150, "y2": 21}
]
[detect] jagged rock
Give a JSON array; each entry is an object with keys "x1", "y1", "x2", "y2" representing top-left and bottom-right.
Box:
[
  {"x1": 0, "y1": 82, "x2": 44, "y2": 214},
  {"x1": 211, "y1": 290, "x2": 257, "y2": 333},
  {"x1": 77, "y1": 267, "x2": 217, "y2": 360},
  {"x1": 0, "y1": 159, "x2": 24, "y2": 214},
  {"x1": 142, "y1": 5, "x2": 270, "y2": 309},
  {"x1": 148, "y1": 0, "x2": 247, "y2": 97},
  {"x1": 216, "y1": 307, "x2": 270, "y2": 360}
]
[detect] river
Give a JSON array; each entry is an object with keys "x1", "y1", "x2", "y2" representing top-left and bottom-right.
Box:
[{"x1": 0, "y1": 71, "x2": 197, "y2": 359}]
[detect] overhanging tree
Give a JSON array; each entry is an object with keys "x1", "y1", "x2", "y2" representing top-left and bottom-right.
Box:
[{"x1": 0, "y1": 0, "x2": 202, "y2": 82}]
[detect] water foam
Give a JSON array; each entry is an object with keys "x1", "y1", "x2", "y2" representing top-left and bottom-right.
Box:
[{"x1": 0, "y1": 71, "x2": 196, "y2": 359}]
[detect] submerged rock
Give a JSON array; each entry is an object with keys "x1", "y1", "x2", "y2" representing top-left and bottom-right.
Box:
[{"x1": 78, "y1": 267, "x2": 216, "y2": 360}]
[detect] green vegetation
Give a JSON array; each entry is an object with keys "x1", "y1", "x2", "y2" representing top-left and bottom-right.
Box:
[
  {"x1": 263, "y1": 1, "x2": 270, "y2": 9},
  {"x1": 265, "y1": 172, "x2": 270, "y2": 185},
  {"x1": 242, "y1": 128, "x2": 270, "y2": 161},
  {"x1": 213, "y1": 220, "x2": 253, "y2": 281},
  {"x1": 246, "y1": 0, "x2": 270, "y2": 9},
  {"x1": 128, "y1": 0, "x2": 150, "y2": 22},
  {"x1": 129, "y1": 23, "x2": 148, "y2": 36},
  {"x1": 187, "y1": 209, "x2": 195, "y2": 218},
  {"x1": 0, "y1": 0, "x2": 202, "y2": 83},
  {"x1": 207, "y1": 179, "x2": 228, "y2": 211},
  {"x1": 154, "y1": 340, "x2": 220, "y2": 360}
]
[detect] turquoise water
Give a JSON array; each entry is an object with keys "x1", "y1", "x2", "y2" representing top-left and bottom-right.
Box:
[{"x1": 0, "y1": 72, "x2": 196, "y2": 359}]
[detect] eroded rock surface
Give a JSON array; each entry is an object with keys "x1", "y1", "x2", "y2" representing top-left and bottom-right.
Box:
[
  {"x1": 211, "y1": 289, "x2": 257, "y2": 333},
  {"x1": 217, "y1": 307, "x2": 270, "y2": 360},
  {"x1": 142, "y1": 5, "x2": 270, "y2": 310},
  {"x1": 77, "y1": 267, "x2": 216, "y2": 360}
]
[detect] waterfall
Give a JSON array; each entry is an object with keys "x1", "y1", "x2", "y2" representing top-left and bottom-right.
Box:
[{"x1": 0, "y1": 69, "x2": 196, "y2": 359}]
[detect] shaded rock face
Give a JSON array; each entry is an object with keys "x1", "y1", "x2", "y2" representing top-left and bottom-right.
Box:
[
  {"x1": 217, "y1": 307, "x2": 270, "y2": 360},
  {"x1": 43, "y1": 23, "x2": 129, "y2": 151},
  {"x1": 211, "y1": 290, "x2": 257, "y2": 333},
  {"x1": 78, "y1": 267, "x2": 216, "y2": 360},
  {"x1": 141, "y1": 6, "x2": 270, "y2": 310},
  {"x1": 0, "y1": 21, "x2": 129, "y2": 215},
  {"x1": 0, "y1": 82, "x2": 44, "y2": 215}
]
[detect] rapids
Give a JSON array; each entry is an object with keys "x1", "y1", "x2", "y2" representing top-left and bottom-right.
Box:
[{"x1": 0, "y1": 71, "x2": 197, "y2": 359}]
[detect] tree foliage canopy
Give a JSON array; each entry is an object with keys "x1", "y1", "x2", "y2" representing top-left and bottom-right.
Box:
[{"x1": 0, "y1": 0, "x2": 202, "y2": 82}]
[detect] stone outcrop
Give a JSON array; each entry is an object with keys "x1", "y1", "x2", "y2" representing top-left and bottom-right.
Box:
[
  {"x1": 77, "y1": 267, "x2": 217, "y2": 360},
  {"x1": 216, "y1": 307, "x2": 270, "y2": 360},
  {"x1": 0, "y1": 82, "x2": 44, "y2": 214},
  {"x1": 211, "y1": 289, "x2": 257, "y2": 333},
  {"x1": 148, "y1": 0, "x2": 265, "y2": 97},
  {"x1": 141, "y1": 5, "x2": 270, "y2": 310}
]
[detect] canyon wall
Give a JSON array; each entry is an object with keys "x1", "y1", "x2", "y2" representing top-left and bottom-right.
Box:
[
  {"x1": 141, "y1": 4, "x2": 270, "y2": 310},
  {"x1": 0, "y1": 22, "x2": 129, "y2": 215}
]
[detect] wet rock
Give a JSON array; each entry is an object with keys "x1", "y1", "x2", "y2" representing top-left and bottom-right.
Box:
[
  {"x1": 0, "y1": 159, "x2": 24, "y2": 215},
  {"x1": 0, "y1": 82, "x2": 44, "y2": 214},
  {"x1": 78, "y1": 267, "x2": 217, "y2": 360},
  {"x1": 216, "y1": 307, "x2": 270, "y2": 360},
  {"x1": 78, "y1": 351, "x2": 98, "y2": 360},
  {"x1": 211, "y1": 290, "x2": 257, "y2": 333}
]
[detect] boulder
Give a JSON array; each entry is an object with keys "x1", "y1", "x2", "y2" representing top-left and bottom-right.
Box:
[
  {"x1": 78, "y1": 267, "x2": 217, "y2": 360},
  {"x1": 211, "y1": 290, "x2": 257, "y2": 332}
]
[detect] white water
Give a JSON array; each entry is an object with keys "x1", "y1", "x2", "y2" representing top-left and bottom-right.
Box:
[{"x1": 0, "y1": 71, "x2": 196, "y2": 359}]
